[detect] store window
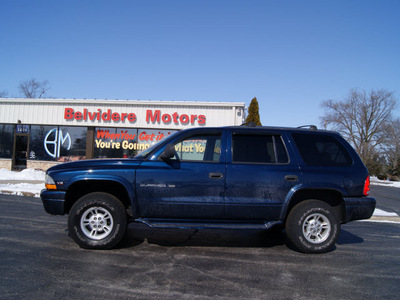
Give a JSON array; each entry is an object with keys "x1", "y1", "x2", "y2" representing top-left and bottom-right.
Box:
[
  {"x1": 137, "y1": 129, "x2": 176, "y2": 152},
  {"x1": 30, "y1": 125, "x2": 87, "y2": 161},
  {"x1": 94, "y1": 128, "x2": 176, "y2": 158},
  {"x1": 0, "y1": 125, "x2": 14, "y2": 158},
  {"x1": 94, "y1": 127, "x2": 138, "y2": 158}
]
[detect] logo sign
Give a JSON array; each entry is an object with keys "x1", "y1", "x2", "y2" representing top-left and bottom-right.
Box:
[{"x1": 44, "y1": 128, "x2": 71, "y2": 158}]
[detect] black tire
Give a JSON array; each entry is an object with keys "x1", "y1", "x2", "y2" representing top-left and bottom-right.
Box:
[
  {"x1": 285, "y1": 200, "x2": 340, "y2": 254},
  {"x1": 68, "y1": 192, "x2": 127, "y2": 249}
]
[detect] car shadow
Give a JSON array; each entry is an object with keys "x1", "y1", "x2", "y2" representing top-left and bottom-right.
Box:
[
  {"x1": 119, "y1": 223, "x2": 286, "y2": 249},
  {"x1": 118, "y1": 224, "x2": 365, "y2": 251},
  {"x1": 336, "y1": 228, "x2": 364, "y2": 245}
]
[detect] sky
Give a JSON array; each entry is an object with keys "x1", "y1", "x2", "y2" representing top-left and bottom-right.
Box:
[{"x1": 1, "y1": 0, "x2": 399, "y2": 127}]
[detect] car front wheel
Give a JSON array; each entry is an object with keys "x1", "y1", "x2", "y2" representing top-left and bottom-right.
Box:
[
  {"x1": 285, "y1": 200, "x2": 340, "y2": 253},
  {"x1": 68, "y1": 192, "x2": 127, "y2": 249}
]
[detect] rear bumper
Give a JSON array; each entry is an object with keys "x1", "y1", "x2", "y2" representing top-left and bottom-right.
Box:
[
  {"x1": 40, "y1": 190, "x2": 67, "y2": 215},
  {"x1": 343, "y1": 196, "x2": 376, "y2": 223}
]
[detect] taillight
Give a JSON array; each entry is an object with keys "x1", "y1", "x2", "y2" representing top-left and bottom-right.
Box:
[{"x1": 363, "y1": 175, "x2": 370, "y2": 196}]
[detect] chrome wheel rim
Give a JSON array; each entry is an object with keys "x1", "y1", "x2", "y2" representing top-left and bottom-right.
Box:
[
  {"x1": 302, "y1": 213, "x2": 331, "y2": 244},
  {"x1": 80, "y1": 207, "x2": 114, "y2": 240}
]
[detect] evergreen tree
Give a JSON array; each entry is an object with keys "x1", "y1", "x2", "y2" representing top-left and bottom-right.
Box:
[{"x1": 245, "y1": 97, "x2": 262, "y2": 126}]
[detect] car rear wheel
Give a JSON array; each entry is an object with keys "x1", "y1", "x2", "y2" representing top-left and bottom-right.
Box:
[
  {"x1": 68, "y1": 192, "x2": 127, "y2": 249},
  {"x1": 285, "y1": 200, "x2": 340, "y2": 253}
]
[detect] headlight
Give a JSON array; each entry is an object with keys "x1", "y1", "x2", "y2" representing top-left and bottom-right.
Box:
[{"x1": 45, "y1": 174, "x2": 57, "y2": 190}]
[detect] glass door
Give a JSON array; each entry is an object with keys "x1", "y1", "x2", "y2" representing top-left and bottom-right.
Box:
[{"x1": 13, "y1": 135, "x2": 29, "y2": 170}]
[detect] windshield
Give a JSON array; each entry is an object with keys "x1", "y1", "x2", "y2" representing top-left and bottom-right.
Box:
[{"x1": 134, "y1": 131, "x2": 180, "y2": 159}]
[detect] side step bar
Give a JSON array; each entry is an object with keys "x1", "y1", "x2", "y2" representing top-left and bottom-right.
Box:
[{"x1": 135, "y1": 218, "x2": 282, "y2": 230}]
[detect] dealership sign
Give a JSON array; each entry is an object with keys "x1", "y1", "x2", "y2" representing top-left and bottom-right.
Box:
[
  {"x1": 44, "y1": 128, "x2": 71, "y2": 158},
  {"x1": 64, "y1": 108, "x2": 206, "y2": 126}
]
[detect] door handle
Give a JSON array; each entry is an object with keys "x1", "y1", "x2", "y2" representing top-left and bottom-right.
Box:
[
  {"x1": 284, "y1": 175, "x2": 298, "y2": 182},
  {"x1": 209, "y1": 172, "x2": 224, "y2": 179}
]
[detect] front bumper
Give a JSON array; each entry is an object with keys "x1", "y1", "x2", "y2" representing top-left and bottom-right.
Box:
[
  {"x1": 40, "y1": 189, "x2": 67, "y2": 215},
  {"x1": 343, "y1": 196, "x2": 376, "y2": 223}
]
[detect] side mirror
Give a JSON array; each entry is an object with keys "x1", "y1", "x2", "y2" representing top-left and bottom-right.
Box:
[{"x1": 159, "y1": 143, "x2": 176, "y2": 161}]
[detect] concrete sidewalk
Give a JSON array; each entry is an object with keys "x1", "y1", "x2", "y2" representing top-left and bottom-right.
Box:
[{"x1": 0, "y1": 180, "x2": 44, "y2": 184}]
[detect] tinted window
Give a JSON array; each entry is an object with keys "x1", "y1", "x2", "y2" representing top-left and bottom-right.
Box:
[
  {"x1": 30, "y1": 125, "x2": 87, "y2": 161},
  {"x1": 232, "y1": 134, "x2": 289, "y2": 164},
  {"x1": 292, "y1": 133, "x2": 352, "y2": 166}
]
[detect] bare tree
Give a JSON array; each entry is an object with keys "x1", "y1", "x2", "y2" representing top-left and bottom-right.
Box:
[
  {"x1": 18, "y1": 78, "x2": 50, "y2": 98},
  {"x1": 0, "y1": 90, "x2": 7, "y2": 97},
  {"x1": 384, "y1": 118, "x2": 400, "y2": 177},
  {"x1": 321, "y1": 89, "x2": 397, "y2": 166}
]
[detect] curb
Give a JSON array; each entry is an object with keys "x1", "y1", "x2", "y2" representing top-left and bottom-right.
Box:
[{"x1": 0, "y1": 180, "x2": 44, "y2": 184}]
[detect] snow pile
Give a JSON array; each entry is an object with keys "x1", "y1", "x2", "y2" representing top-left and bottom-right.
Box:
[
  {"x1": 0, "y1": 168, "x2": 45, "y2": 181},
  {"x1": 373, "y1": 208, "x2": 398, "y2": 217},
  {"x1": 0, "y1": 168, "x2": 45, "y2": 197},
  {"x1": 0, "y1": 182, "x2": 44, "y2": 197},
  {"x1": 370, "y1": 176, "x2": 400, "y2": 188}
]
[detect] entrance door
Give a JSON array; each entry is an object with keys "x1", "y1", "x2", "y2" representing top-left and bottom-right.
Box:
[{"x1": 13, "y1": 135, "x2": 29, "y2": 170}]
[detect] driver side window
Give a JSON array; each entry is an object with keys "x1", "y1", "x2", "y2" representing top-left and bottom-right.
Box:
[{"x1": 173, "y1": 134, "x2": 221, "y2": 162}]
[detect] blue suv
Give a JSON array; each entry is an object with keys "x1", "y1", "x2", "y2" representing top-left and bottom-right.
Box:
[{"x1": 41, "y1": 126, "x2": 375, "y2": 253}]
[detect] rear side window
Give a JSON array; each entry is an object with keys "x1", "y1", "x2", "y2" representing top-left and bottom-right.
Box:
[
  {"x1": 292, "y1": 133, "x2": 353, "y2": 166},
  {"x1": 232, "y1": 134, "x2": 289, "y2": 164}
]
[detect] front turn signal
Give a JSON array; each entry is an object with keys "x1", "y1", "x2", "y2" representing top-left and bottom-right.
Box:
[{"x1": 45, "y1": 175, "x2": 57, "y2": 190}]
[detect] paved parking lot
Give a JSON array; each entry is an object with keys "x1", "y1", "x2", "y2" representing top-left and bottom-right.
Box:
[{"x1": 0, "y1": 193, "x2": 399, "y2": 299}]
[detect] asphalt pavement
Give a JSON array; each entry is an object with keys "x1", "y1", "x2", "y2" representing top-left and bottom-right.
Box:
[{"x1": 0, "y1": 187, "x2": 399, "y2": 299}]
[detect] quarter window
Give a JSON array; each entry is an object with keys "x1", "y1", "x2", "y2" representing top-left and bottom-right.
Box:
[{"x1": 292, "y1": 133, "x2": 353, "y2": 166}]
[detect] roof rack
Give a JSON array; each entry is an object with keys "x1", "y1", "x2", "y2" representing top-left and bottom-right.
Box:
[{"x1": 297, "y1": 125, "x2": 318, "y2": 130}]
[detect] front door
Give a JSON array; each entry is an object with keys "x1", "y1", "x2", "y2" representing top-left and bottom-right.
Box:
[
  {"x1": 13, "y1": 135, "x2": 29, "y2": 170},
  {"x1": 136, "y1": 130, "x2": 226, "y2": 219}
]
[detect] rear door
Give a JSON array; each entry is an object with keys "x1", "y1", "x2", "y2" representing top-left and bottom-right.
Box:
[{"x1": 224, "y1": 129, "x2": 301, "y2": 220}]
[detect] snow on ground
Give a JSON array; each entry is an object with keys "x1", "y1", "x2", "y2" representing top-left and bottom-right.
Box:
[
  {"x1": 0, "y1": 169, "x2": 398, "y2": 220},
  {"x1": 0, "y1": 168, "x2": 45, "y2": 197},
  {"x1": 370, "y1": 176, "x2": 400, "y2": 188},
  {"x1": 0, "y1": 182, "x2": 45, "y2": 197},
  {"x1": 0, "y1": 168, "x2": 45, "y2": 181},
  {"x1": 373, "y1": 208, "x2": 398, "y2": 217}
]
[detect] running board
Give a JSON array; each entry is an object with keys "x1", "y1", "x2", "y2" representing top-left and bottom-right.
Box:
[{"x1": 135, "y1": 218, "x2": 282, "y2": 230}]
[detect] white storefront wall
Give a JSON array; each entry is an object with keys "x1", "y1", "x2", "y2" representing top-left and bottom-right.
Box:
[
  {"x1": 0, "y1": 98, "x2": 245, "y2": 170},
  {"x1": 0, "y1": 99, "x2": 245, "y2": 129}
]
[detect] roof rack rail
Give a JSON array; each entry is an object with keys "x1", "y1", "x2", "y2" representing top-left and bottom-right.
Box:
[
  {"x1": 297, "y1": 125, "x2": 318, "y2": 130},
  {"x1": 241, "y1": 122, "x2": 257, "y2": 127}
]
